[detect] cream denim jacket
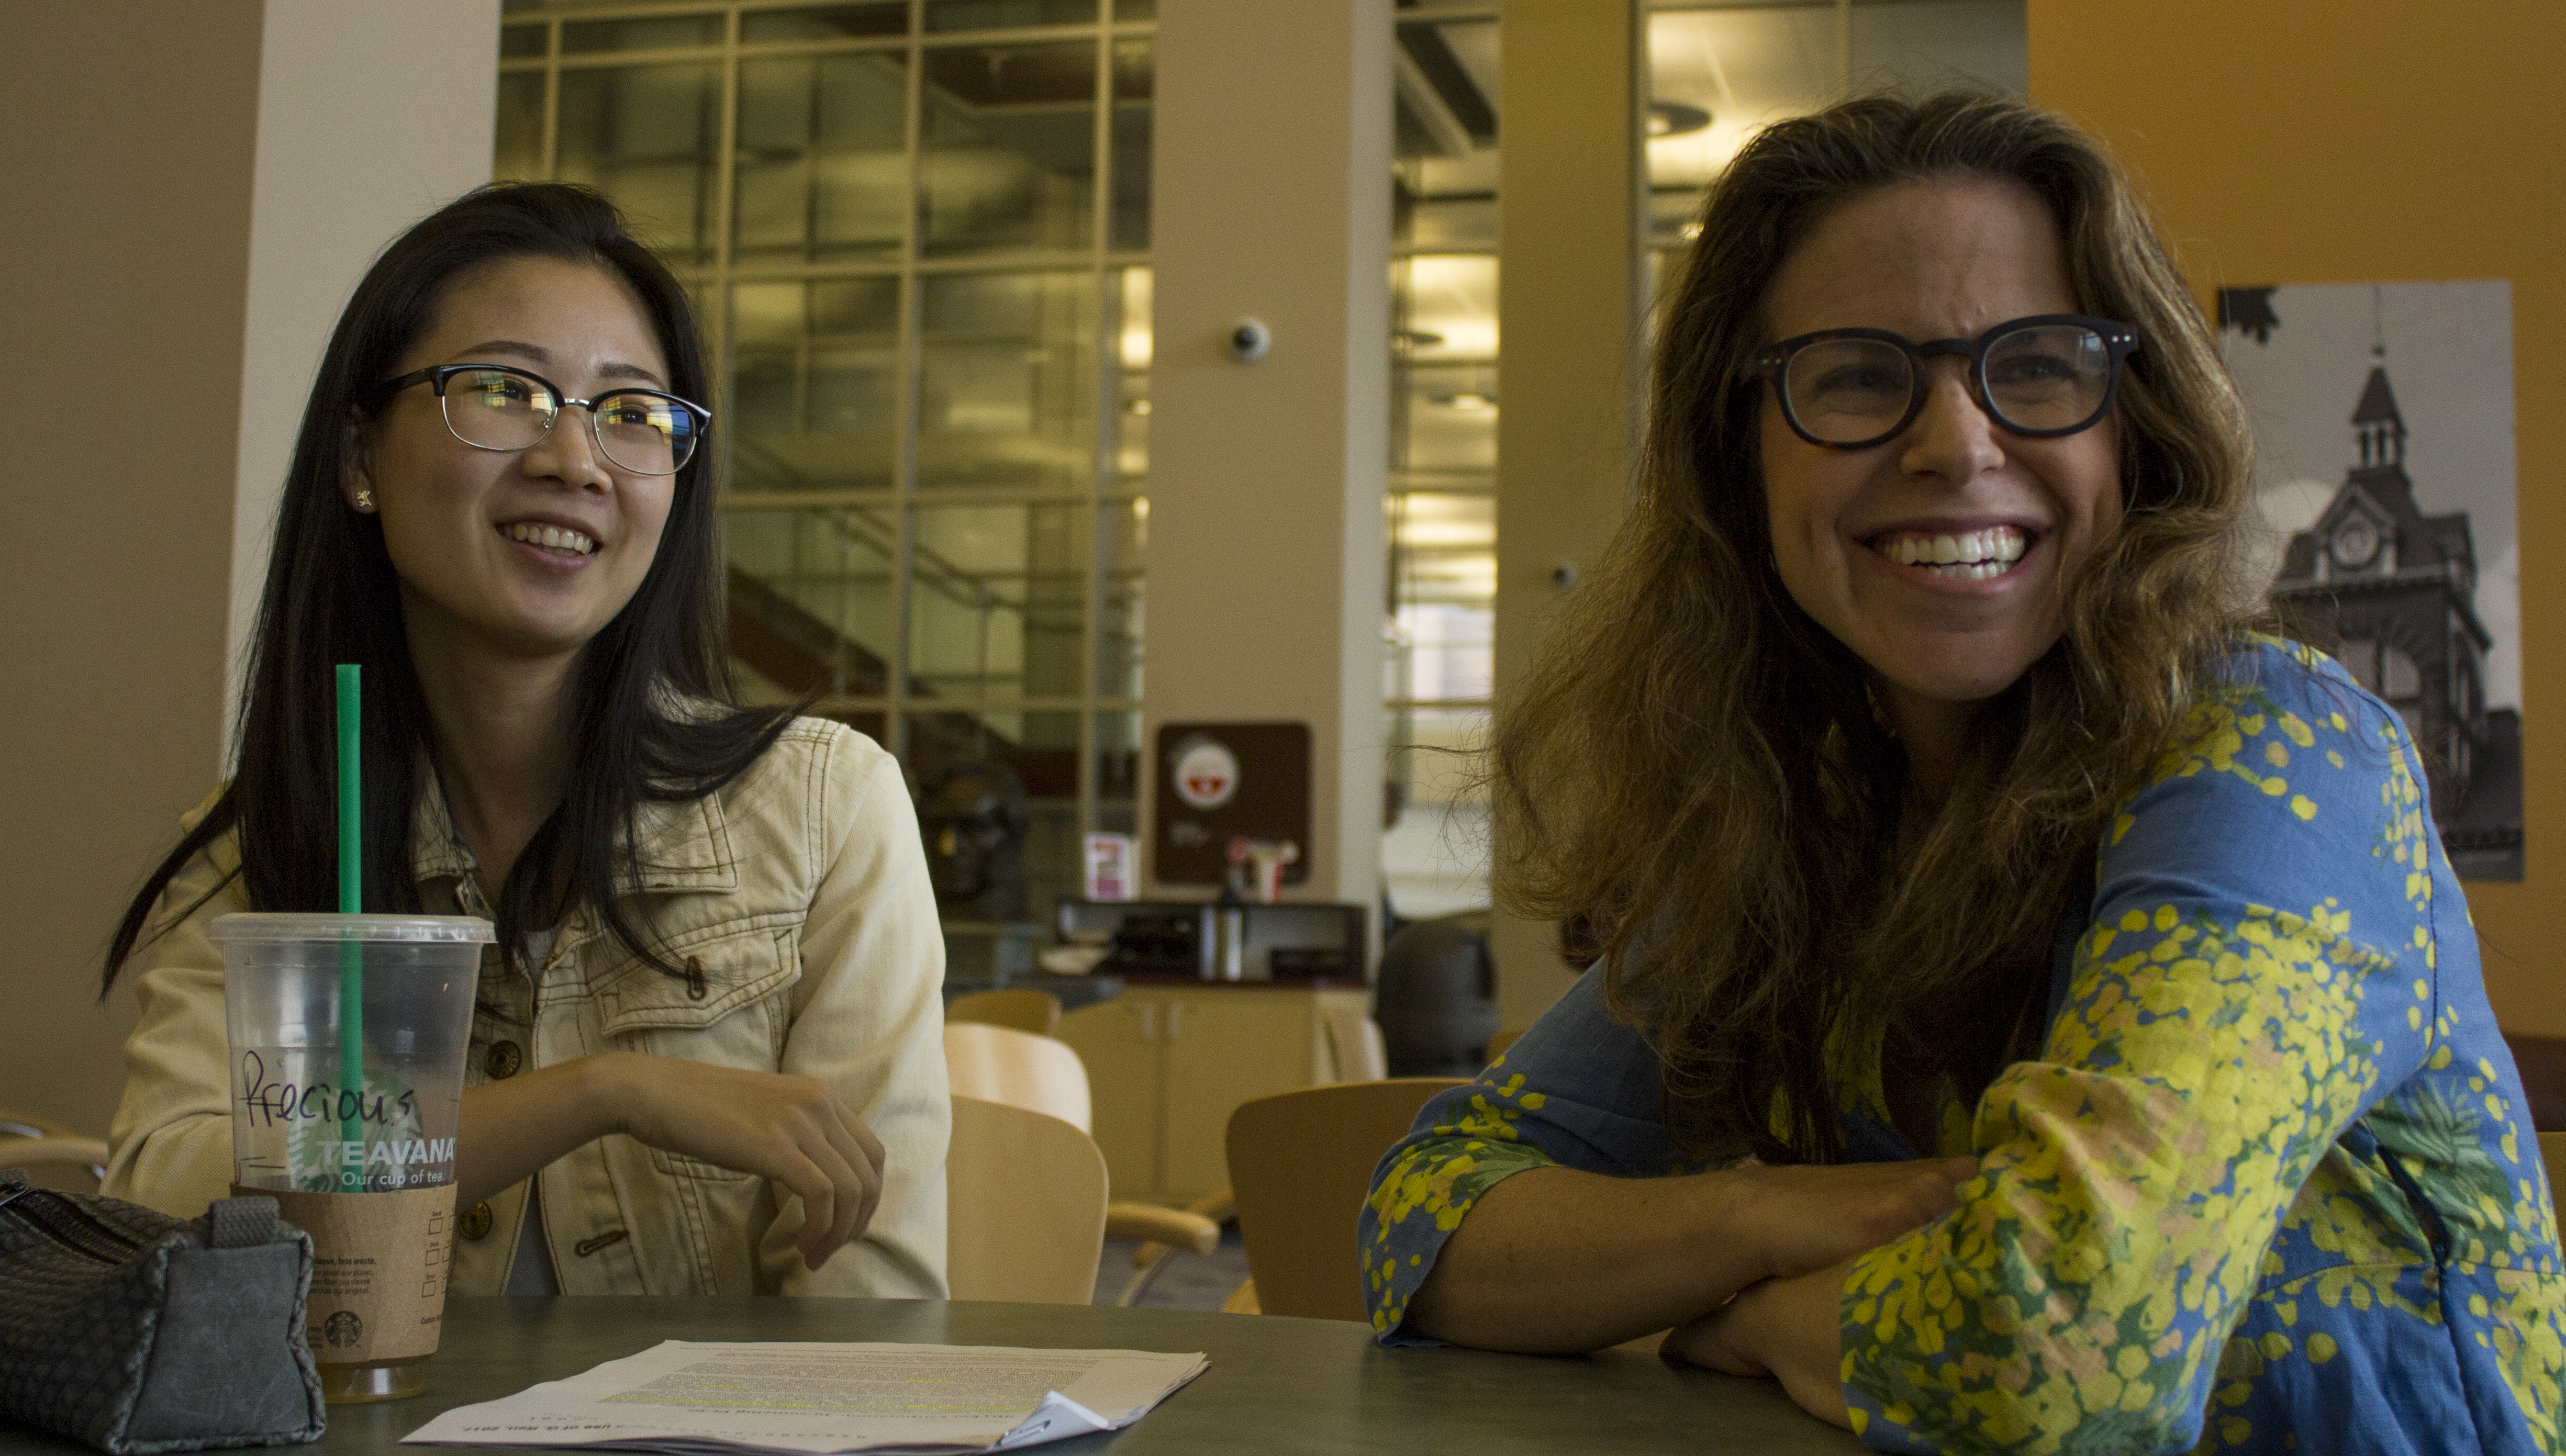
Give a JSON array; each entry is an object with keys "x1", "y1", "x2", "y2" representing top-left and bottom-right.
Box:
[{"x1": 103, "y1": 719, "x2": 950, "y2": 1298}]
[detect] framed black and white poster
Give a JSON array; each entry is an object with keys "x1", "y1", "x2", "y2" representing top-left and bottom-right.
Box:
[{"x1": 2219, "y1": 279, "x2": 2523, "y2": 880}]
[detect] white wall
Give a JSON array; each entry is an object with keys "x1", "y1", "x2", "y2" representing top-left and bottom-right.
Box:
[
  {"x1": 1491, "y1": 0, "x2": 1646, "y2": 1029},
  {"x1": 227, "y1": 1, "x2": 501, "y2": 757},
  {"x1": 0, "y1": 0, "x2": 498, "y2": 1138},
  {"x1": 1144, "y1": 0, "x2": 1393, "y2": 918}
]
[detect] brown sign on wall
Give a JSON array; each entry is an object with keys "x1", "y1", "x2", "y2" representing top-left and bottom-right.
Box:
[{"x1": 1153, "y1": 722, "x2": 1311, "y2": 887}]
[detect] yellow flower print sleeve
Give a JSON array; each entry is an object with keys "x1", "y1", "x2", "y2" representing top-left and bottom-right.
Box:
[
  {"x1": 1840, "y1": 641, "x2": 2562, "y2": 1455},
  {"x1": 1358, "y1": 971, "x2": 1733, "y2": 1341}
]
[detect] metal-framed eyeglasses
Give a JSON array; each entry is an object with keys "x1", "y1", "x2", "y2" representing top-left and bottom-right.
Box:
[
  {"x1": 377, "y1": 363, "x2": 711, "y2": 476},
  {"x1": 1757, "y1": 314, "x2": 2141, "y2": 451}
]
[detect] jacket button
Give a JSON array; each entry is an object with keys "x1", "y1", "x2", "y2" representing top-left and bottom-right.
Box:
[
  {"x1": 485, "y1": 1040, "x2": 523, "y2": 1079},
  {"x1": 460, "y1": 1202, "x2": 493, "y2": 1240}
]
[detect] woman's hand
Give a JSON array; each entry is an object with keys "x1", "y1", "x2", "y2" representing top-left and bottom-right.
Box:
[
  {"x1": 1665, "y1": 1257, "x2": 1860, "y2": 1430},
  {"x1": 1721, "y1": 1158, "x2": 1973, "y2": 1284},
  {"x1": 457, "y1": 1051, "x2": 885, "y2": 1271},
  {"x1": 604, "y1": 1054, "x2": 886, "y2": 1270},
  {"x1": 1404, "y1": 1155, "x2": 1972, "y2": 1353},
  {"x1": 1663, "y1": 1163, "x2": 1976, "y2": 1428}
]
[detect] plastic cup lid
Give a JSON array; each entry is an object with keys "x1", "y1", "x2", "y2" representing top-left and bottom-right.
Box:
[{"x1": 209, "y1": 912, "x2": 497, "y2": 944}]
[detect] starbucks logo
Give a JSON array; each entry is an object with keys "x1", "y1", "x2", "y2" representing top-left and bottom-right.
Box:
[{"x1": 322, "y1": 1310, "x2": 364, "y2": 1349}]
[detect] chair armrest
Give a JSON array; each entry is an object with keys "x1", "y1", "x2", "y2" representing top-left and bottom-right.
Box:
[
  {"x1": 1105, "y1": 1202, "x2": 1221, "y2": 1257},
  {"x1": 1130, "y1": 1186, "x2": 1235, "y2": 1265},
  {"x1": 0, "y1": 1136, "x2": 111, "y2": 1175}
]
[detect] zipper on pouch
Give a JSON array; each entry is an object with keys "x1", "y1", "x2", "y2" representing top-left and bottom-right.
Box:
[{"x1": 0, "y1": 1173, "x2": 146, "y2": 1266}]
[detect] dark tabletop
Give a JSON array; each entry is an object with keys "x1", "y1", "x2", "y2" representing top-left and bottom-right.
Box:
[{"x1": 2, "y1": 1298, "x2": 1864, "y2": 1455}]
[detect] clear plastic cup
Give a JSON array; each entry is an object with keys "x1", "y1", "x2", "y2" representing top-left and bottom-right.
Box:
[{"x1": 214, "y1": 913, "x2": 492, "y2": 1403}]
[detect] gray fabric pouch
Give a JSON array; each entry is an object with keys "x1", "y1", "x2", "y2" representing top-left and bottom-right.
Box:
[{"x1": 0, "y1": 1169, "x2": 325, "y2": 1453}]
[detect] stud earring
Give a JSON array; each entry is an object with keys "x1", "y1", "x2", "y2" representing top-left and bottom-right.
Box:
[{"x1": 354, "y1": 490, "x2": 377, "y2": 513}]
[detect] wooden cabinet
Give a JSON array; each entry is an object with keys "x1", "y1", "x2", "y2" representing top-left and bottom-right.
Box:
[{"x1": 1056, "y1": 983, "x2": 1371, "y2": 1203}]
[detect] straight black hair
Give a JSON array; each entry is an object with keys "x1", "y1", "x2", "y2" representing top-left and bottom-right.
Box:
[{"x1": 104, "y1": 183, "x2": 799, "y2": 994}]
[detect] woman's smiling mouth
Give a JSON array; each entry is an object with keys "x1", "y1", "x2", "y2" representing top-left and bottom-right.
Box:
[
  {"x1": 501, "y1": 521, "x2": 599, "y2": 557},
  {"x1": 1865, "y1": 525, "x2": 2027, "y2": 581}
]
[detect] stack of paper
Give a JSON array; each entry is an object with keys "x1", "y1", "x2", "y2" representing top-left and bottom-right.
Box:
[{"x1": 404, "y1": 1341, "x2": 1209, "y2": 1454}]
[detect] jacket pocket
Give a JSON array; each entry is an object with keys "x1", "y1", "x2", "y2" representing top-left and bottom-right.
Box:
[
  {"x1": 594, "y1": 918, "x2": 801, "y2": 1038},
  {"x1": 594, "y1": 919, "x2": 801, "y2": 1282},
  {"x1": 649, "y1": 1148, "x2": 760, "y2": 1181}
]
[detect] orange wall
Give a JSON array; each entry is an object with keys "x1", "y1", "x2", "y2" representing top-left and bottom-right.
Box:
[{"x1": 2029, "y1": 1, "x2": 2566, "y2": 1034}]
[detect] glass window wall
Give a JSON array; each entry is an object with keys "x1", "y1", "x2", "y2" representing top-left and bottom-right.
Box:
[
  {"x1": 497, "y1": 0, "x2": 1150, "y2": 926},
  {"x1": 1384, "y1": 7, "x2": 1500, "y2": 925}
]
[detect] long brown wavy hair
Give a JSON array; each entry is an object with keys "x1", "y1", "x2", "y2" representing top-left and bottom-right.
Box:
[{"x1": 1489, "y1": 94, "x2": 2258, "y2": 1162}]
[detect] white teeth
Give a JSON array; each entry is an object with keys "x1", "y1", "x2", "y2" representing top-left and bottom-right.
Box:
[
  {"x1": 504, "y1": 522, "x2": 597, "y2": 555},
  {"x1": 1873, "y1": 527, "x2": 2027, "y2": 573}
]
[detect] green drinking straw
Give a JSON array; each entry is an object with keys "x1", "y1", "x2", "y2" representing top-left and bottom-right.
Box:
[{"x1": 336, "y1": 664, "x2": 365, "y2": 1157}]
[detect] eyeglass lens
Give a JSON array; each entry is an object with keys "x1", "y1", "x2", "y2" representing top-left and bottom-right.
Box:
[
  {"x1": 1782, "y1": 323, "x2": 2113, "y2": 444},
  {"x1": 442, "y1": 368, "x2": 700, "y2": 474}
]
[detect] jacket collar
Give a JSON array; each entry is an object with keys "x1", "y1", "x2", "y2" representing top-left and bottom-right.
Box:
[{"x1": 407, "y1": 761, "x2": 740, "y2": 898}]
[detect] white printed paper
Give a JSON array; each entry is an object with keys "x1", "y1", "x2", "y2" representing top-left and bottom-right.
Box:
[{"x1": 402, "y1": 1341, "x2": 1208, "y2": 1455}]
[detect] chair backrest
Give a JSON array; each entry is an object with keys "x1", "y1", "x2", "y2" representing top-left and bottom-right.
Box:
[
  {"x1": 1321, "y1": 1004, "x2": 1387, "y2": 1084},
  {"x1": 945, "y1": 1095, "x2": 1109, "y2": 1305},
  {"x1": 1224, "y1": 1077, "x2": 1469, "y2": 1321},
  {"x1": 942, "y1": 1022, "x2": 1092, "y2": 1133},
  {"x1": 0, "y1": 1137, "x2": 110, "y2": 1193},
  {"x1": 0, "y1": 1108, "x2": 81, "y2": 1141},
  {"x1": 1374, "y1": 921, "x2": 1499, "y2": 1076},
  {"x1": 0, "y1": 1109, "x2": 108, "y2": 1193},
  {"x1": 947, "y1": 987, "x2": 1064, "y2": 1038},
  {"x1": 1483, "y1": 1027, "x2": 1526, "y2": 1064},
  {"x1": 2541, "y1": 1132, "x2": 2565, "y2": 1193}
]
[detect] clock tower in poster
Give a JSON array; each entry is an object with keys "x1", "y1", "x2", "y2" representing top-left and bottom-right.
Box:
[{"x1": 2266, "y1": 365, "x2": 2522, "y2": 878}]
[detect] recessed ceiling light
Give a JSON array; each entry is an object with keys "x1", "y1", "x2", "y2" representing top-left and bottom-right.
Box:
[{"x1": 1648, "y1": 102, "x2": 1712, "y2": 138}]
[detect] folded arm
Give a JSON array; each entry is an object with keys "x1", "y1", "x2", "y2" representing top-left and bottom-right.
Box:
[
  {"x1": 1362, "y1": 970, "x2": 1968, "y2": 1353},
  {"x1": 1818, "y1": 674, "x2": 2438, "y2": 1453}
]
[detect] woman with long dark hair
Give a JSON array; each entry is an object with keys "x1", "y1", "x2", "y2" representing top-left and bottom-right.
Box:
[
  {"x1": 102, "y1": 183, "x2": 947, "y2": 1298},
  {"x1": 1362, "y1": 95, "x2": 2561, "y2": 1451}
]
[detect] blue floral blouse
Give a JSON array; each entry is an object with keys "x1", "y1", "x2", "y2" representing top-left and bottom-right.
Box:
[{"x1": 1363, "y1": 640, "x2": 2563, "y2": 1454}]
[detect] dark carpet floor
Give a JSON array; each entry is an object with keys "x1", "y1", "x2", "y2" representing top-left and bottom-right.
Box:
[{"x1": 1089, "y1": 1229, "x2": 1252, "y2": 1309}]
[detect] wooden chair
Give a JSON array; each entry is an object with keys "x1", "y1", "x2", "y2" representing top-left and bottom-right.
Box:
[
  {"x1": 0, "y1": 1108, "x2": 109, "y2": 1192},
  {"x1": 939, "y1": 1023, "x2": 1224, "y2": 1292},
  {"x1": 945, "y1": 1094, "x2": 1109, "y2": 1304},
  {"x1": 947, "y1": 987, "x2": 1064, "y2": 1038},
  {"x1": 1223, "y1": 1077, "x2": 1469, "y2": 1321},
  {"x1": 1113, "y1": 1009, "x2": 1390, "y2": 1305},
  {"x1": 1322, "y1": 1004, "x2": 1388, "y2": 1083},
  {"x1": 2542, "y1": 1133, "x2": 2565, "y2": 1191},
  {"x1": 944, "y1": 1022, "x2": 1090, "y2": 1129}
]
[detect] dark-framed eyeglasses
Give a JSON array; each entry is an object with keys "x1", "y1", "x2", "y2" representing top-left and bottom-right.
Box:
[
  {"x1": 1757, "y1": 314, "x2": 2140, "y2": 451},
  {"x1": 377, "y1": 363, "x2": 711, "y2": 476}
]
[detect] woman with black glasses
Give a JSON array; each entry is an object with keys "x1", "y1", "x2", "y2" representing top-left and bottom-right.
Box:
[
  {"x1": 98, "y1": 183, "x2": 949, "y2": 1300},
  {"x1": 1363, "y1": 95, "x2": 2561, "y2": 1453}
]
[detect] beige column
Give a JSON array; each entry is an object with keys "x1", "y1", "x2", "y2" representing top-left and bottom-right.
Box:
[
  {"x1": 227, "y1": 2, "x2": 504, "y2": 741},
  {"x1": 1143, "y1": 0, "x2": 1393, "y2": 922},
  {"x1": 0, "y1": 1, "x2": 498, "y2": 1139},
  {"x1": 1490, "y1": 0, "x2": 1648, "y2": 1029}
]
